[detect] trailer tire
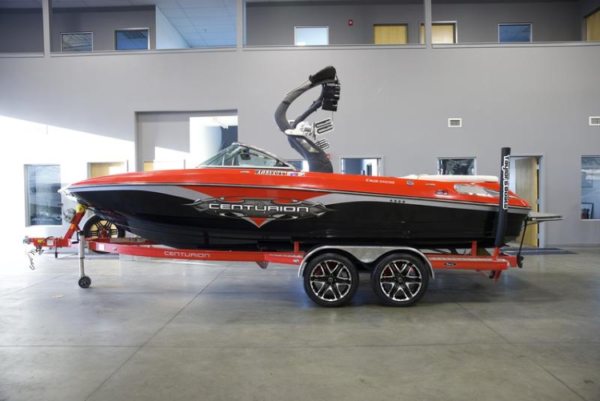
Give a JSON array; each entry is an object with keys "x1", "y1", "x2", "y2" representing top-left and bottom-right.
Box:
[
  {"x1": 371, "y1": 253, "x2": 429, "y2": 307},
  {"x1": 303, "y1": 253, "x2": 359, "y2": 307},
  {"x1": 78, "y1": 276, "x2": 91, "y2": 289},
  {"x1": 83, "y1": 215, "x2": 125, "y2": 254}
]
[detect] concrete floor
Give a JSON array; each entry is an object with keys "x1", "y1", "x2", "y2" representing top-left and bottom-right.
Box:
[{"x1": 1, "y1": 249, "x2": 599, "y2": 401}]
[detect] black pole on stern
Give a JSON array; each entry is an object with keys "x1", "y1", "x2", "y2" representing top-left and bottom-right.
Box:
[{"x1": 494, "y1": 147, "x2": 511, "y2": 254}]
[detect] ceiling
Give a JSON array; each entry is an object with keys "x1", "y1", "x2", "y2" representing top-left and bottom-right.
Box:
[{"x1": 0, "y1": 0, "x2": 237, "y2": 48}]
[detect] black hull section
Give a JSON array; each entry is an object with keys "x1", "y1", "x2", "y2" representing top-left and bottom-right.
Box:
[{"x1": 74, "y1": 189, "x2": 528, "y2": 251}]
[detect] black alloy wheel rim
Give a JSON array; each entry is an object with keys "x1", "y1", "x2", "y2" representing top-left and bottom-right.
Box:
[
  {"x1": 379, "y1": 260, "x2": 423, "y2": 301},
  {"x1": 309, "y1": 260, "x2": 353, "y2": 302}
]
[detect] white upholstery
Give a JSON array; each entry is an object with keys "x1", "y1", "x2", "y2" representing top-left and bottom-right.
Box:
[{"x1": 401, "y1": 174, "x2": 499, "y2": 183}]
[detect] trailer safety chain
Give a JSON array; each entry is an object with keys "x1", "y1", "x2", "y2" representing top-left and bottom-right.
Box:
[{"x1": 27, "y1": 247, "x2": 44, "y2": 270}]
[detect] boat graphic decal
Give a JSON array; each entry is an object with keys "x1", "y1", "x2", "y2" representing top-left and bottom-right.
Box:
[
  {"x1": 254, "y1": 170, "x2": 306, "y2": 177},
  {"x1": 188, "y1": 197, "x2": 332, "y2": 227}
]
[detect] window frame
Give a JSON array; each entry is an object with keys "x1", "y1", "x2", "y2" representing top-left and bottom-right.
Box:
[
  {"x1": 420, "y1": 22, "x2": 458, "y2": 44},
  {"x1": 294, "y1": 26, "x2": 329, "y2": 46},
  {"x1": 114, "y1": 27, "x2": 151, "y2": 51},
  {"x1": 581, "y1": 155, "x2": 600, "y2": 221},
  {"x1": 60, "y1": 31, "x2": 94, "y2": 52},
  {"x1": 339, "y1": 156, "x2": 384, "y2": 176},
  {"x1": 498, "y1": 23, "x2": 533, "y2": 43},
  {"x1": 437, "y1": 157, "x2": 477, "y2": 176},
  {"x1": 24, "y1": 164, "x2": 63, "y2": 227}
]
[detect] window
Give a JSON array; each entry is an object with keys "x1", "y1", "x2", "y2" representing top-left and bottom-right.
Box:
[
  {"x1": 586, "y1": 9, "x2": 600, "y2": 41},
  {"x1": 200, "y1": 144, "x2": 293, "y2": 169},
  {"x1": 582, "y1": 156, "x2": 600, "y2": 220},
  {"x1": 499, "y1": 24, "x2": 532, "y2": 43},
  {"x1": 341, "y1": 158, "x2": 381, "y2": 176},
  {"x1": 438, "y1": 158, "x2": 476, "y2": 175},
  {"x1": 374, "y1": 24, "x2": 408, "y2": 45},
  {"x1": 143, "y1": 161, "x2": 186, "y2": 171},
  {"x1": 294, "y1": 26, "x2": 329, "y2": 46},
  {"x1": 115, "y1": 29, "x2": 149, "y2": 50},
  {"x1": 420, "y1": 23, "x2": 456, "y2": 44},
  {"x1": 61, "y1": 32, "x2": 93, "y2": 52},
  {"x1": 89, "y1": 162, "x2": 127, "y2": 178},
  {"x1": 26, "y1": 165, "x2": 62, "y2": 226}
]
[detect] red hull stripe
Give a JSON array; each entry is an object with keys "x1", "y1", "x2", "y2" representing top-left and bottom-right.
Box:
[{"x1": 70, "y1": 168, "x2": 531, "y2": 209}]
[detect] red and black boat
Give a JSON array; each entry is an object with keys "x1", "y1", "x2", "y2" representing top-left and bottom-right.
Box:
[{"x1": 64, "y1": 66, "x2": 531, "y2": 252}]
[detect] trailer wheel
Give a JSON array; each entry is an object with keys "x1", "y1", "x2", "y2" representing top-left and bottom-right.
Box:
[
  {"x1": 78, "y1": 276, "x2": 91, "y2": 289},
  {"x1": 83, "y1": 215, "x2": 125, "y2": 254},
  {"x1": 371, "y1": 253, "x2": 429, "y2": 307},
  {"x1": 303, "y1": 253, "x2": 359, "y2": 307}
]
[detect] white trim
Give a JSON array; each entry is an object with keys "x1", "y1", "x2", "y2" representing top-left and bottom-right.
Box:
[
  {"x1": 294, "y1": 26, "x2": 329, "y2": 46},
  {"x1": 498, "y1": 23, "x2": 533, "y2": 43},
  {"x1": 589, "y1": 116, "x2": 600, "y2": 126},
  {"x1": 51, "y1": 47, "x2": 236, "y2": 57},
  {"x1": 60, "y1": 31, "x2": 93, "y2": 52},
  {"x1": 0, "y1": 52, "x2": 44, "y2": 58},
  {"x1": 448, "y1": 118, "x2": 462, "y2": 128},
  {"x1": 244, "y1": 44, "x2": 425, "y2": 51}
]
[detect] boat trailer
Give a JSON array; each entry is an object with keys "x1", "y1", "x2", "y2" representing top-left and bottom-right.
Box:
[
  {"x1": 22, "y1": 147, "x2": 560, "y2": 306},
  {"x1": 23, "y1": 203, "x2": 528, "y2": 307}
]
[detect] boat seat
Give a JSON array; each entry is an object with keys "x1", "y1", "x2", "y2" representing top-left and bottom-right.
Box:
[{"x1": 401, "y1": 174, "x2": 499, "y2": 183}]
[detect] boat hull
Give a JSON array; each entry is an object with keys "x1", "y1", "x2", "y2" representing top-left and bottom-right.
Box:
[{"x1": 70, "y1": 183, "x2": 528, "y2": 251}]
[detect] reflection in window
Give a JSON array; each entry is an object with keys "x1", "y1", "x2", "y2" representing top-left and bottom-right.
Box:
[
  {"x1": 438, "y1": 158, "x2": 476, "y2": 175},
  {"x1": 115, "y1": 29, "x2": 149, "y2": 50},
  {"x1": 61, "y1": 32, "x2": 93, "y2": 52},
  {"x1": 295, "y1": 26, "x2": 329, "y2": 46},
  {"x1": 582, "y1": 156, "x2": 600, "y2": 220},
  {"x1": 26, "y1": 165, "x2": 62, "y2": 226},
  {"x1": 499, "y1": 24, "x2": 532, "y2": 43},
  {"x1": 286, "y1": 160, "x2": 309, "y2": 171}
]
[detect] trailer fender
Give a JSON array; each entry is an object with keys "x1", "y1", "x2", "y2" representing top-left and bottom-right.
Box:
[{"x1": 299, "y1": 246, "x2": 434, "y2": 279}]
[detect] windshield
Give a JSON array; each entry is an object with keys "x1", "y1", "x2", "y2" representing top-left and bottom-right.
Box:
[{"x1": 198, "y1": 143, "x2": 295, "y2": 169}]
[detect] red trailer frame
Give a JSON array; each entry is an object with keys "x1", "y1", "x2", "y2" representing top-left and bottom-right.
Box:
[{"x1": 24, "y1": 204, "x2": 518, "y2": 288}]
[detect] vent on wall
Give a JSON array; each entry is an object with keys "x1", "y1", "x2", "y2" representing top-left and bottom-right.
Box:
[
  {"x1": 448, "y1": 118, "x2": 462, "y2": 128},
  {"x1": 590, "y1": 116, "x2": 600, "y2": 126}
]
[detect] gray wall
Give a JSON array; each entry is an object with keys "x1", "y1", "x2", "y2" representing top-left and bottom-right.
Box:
[
  {"x1": 0, "y1": 9, "x2": 44, "y2": 52},
  {"x1": 51, "y1": 7, "x2": 157, "y2": 52},
  {"x1": 246, "y1": 0, "x2": 587, "y2": 45},
  {"x1": 432, "y1": 2, "x2": 580, "y2": 43},
  {"x1": 247, "y1": 1, "x2": 425, "y2": 45},
  {"x1": 247, "y1": 1, "x2": 426, "y2": 45},
  {"x1": 1, "y1": 45, "x2": 599, "y2": 247}
]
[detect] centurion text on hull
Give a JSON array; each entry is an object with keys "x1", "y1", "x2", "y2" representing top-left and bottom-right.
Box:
[{"x1": 64, "y1": 66, "x2": 532, "y2": 253}]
